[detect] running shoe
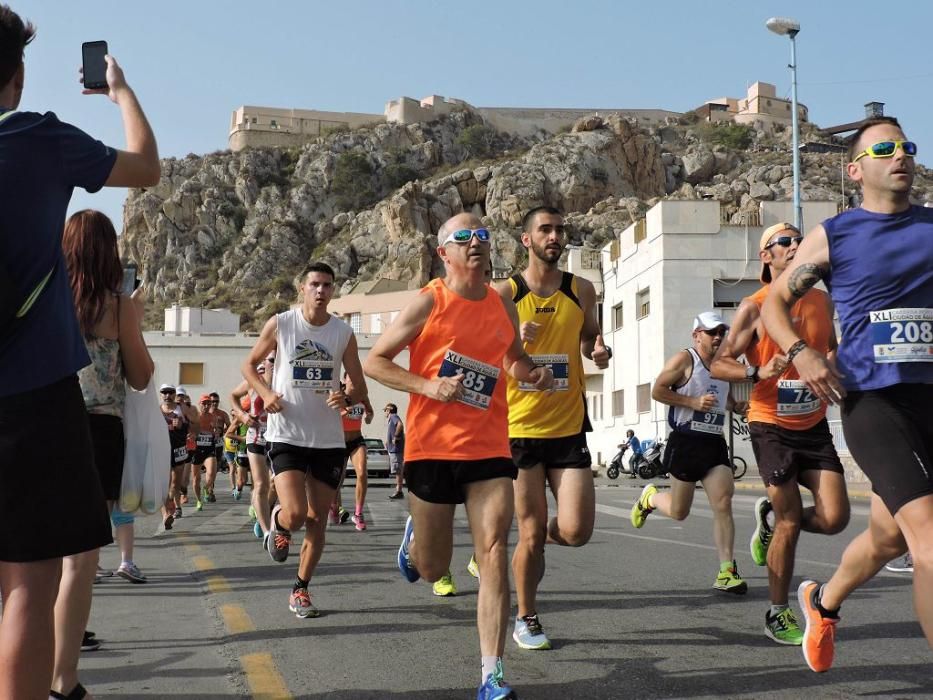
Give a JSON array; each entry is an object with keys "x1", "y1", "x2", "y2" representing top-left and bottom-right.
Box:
[
  {"x1": 80, "y1": 631, "x2": 101, "y2": 652},
  {"x1": 195, "y1": 498, "x2": 203, "y2": 511},
  {"x1": 765, "y1": 607, "x2": 804, "y2": 646},
  {"x1": 328, "y1": 507, "x2": 340, "y2": 525},
  {"x1": 163, "y1": 513, "x2": 174, "y2": 531},
  {"x1": 432, "y1": 571, "x2": 457, "y2": 597},
  {"x1": 513, "y1": 613, "x2": 551, "y2": 650},
  {"x1": 267, "y1": 505, "x2": 291, "y2": 563},
  {"x1": 253, "y1": 521, "x2": 263, "y2": 539},
  {"x1": 117, "y1": 562, "x2": 148, "y2": 584},
  {"x1": 397, "y1": 515, "x2": 420, "y2": 582},
  {"x1": 232, "y1": 488, "x2": 241, "y2": 501},
  {"x1": 201, "y1": 486, "x2": 209, "y2": 502},
  {"x1": 352, "y1": 512, "x2": 367, "y2": 531},
  {"x1": 630, "y1": 484, "x2": 658, "y2": 528},
  {"x1": 207, "y1": 490, "x2": 217, "y2": 503},
  {"x1": 467, "y1": 553, "x2": 480, "y2": 580},
  {"x1": 750, "y1": 496, "x2": 773, "y2": 566},
  {"x1": 174, "y1": 507, "x2": 183, "y2": 519},
  {"x1": 248, "y1": 505, "x2": 257, "y2": 520},
  {"x1": 289, "y1": 586, "x2": 319, "y2": 619},
  {"x1": 798, "y1": 579, "x2": 838, "y2": 672},
  {"x1": 389, "y1": 491, "x2": 405, "y2": 500},
  {"x1": 476, "y1": 660, "x2": 517, "y2": 700},
  {"x1": 713, "y1": 560, "x2": 748, "y2": 594},
  {"x1": 338, "y1": 506, "x2": 350, "y2": 524},
  {"x1": 884, "y1": 553, "x2": 914, "y2": 573}
]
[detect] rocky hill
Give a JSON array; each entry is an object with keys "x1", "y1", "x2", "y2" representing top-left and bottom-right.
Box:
[{"x1": 121, "y1": 110, "x2": 933, "y2": 331}]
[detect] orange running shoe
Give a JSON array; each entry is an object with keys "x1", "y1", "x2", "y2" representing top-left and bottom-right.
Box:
[{"x1": 798, "y1": 579, "x2": 839, "y2": 673}]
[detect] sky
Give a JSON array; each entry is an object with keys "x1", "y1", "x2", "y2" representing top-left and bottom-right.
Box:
[{"x1": 12, "y1": 0, "x2": 933, "y2": 229}]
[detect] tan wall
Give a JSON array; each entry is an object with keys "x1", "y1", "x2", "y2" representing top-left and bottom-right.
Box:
[{"x1": 229, "y1": 105, "x2": 384, "y2": 151}]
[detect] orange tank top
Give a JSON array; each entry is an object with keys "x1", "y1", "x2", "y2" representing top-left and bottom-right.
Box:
[
  {"x1": 405, "y1": 279, "x2": 514, "y2": 461},
  {"x1": 342, "y1": 403, "x2": 365, "y2": 432},
  {"x1": 746, "y1": 285, "x2": 832, "y2": 430}
]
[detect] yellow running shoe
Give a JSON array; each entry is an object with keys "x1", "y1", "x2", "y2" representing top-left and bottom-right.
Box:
[
  {"x1": 630, "y1": 484, "x2": 658, "y2": 528},
  {"x1": 432, "y1": 570, "x2": 457, "y2": 597},
  {"x1": 467, "y1": 553, "x2": 480, "y2": 580}
]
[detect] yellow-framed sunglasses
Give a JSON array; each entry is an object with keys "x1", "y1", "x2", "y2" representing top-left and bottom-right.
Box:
[{"x1": 852, "y1": 140, "x2": 917, "y2": 163}]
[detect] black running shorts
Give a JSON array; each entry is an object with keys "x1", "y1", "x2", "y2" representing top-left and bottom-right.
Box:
[
  {"x1": 345, "y1": 434, "x2": 366, "y2": 458},
  {"x1": 267, "y1": 442, "x2": 345, "y2": 490},
  {"x1": 510, "y1": 431, "x2": 592, "y2": 470},
  {"x1": 192, "y1": 446, "x2": 215, "y2": 465},
  {"x1": 405, "y1": 457, "x2": 517, "y2": 504},
  {"x1": 842, "y1": 383, "x2": 933, "y2": 515},
  {"x1": 750, "y1": 419, "x2": 844, "y2": 487},
  {"x1": 0, "y1": 376, "x2": 112, "y2": 561},
  {"x1": 662, "y1": 430, "x2": 730, "y2": 483}
]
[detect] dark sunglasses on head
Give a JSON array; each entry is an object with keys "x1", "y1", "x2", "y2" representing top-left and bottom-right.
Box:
[
  {"x1": 853, "y1": 139, "x2": 917, "y2": 163},
  {"x1": 443, "y1": 227, "x2": 491, "y2": 245},
  {"x1": 765, "y1": 235, "x2": 803, "y2": 250},
  {"x1": 702, "y1": 327, "x2": 728, "y2": 337}
]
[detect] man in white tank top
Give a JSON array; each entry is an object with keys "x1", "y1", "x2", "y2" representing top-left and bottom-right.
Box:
[
  {"x1": 242, "y1": 262, "x2": 369, "y2": 620},
  {"x1": 630, "y1": 311, "x2": 749, "y2": 595}
]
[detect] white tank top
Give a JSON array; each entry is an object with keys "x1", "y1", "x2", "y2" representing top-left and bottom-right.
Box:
[
  {"x1": 667, "y1": 348, "x2": 729, "y2": 437},
  {"x1": 265, "y1": 309, "x2": 353, "y2": 449}
]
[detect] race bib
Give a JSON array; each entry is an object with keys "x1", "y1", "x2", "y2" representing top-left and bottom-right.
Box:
[
  {"x1": 689, "y1": 409, "x2": 725, "y2": 435},
  {"x1": 870, "y1": 308, "x2": 933, "y2": 363},
  {"x1": 292, "y1": 359, "x2": 334, "y2": 391},
  {"x1": 345, "y1": 404, "x2": 365, "y2": 420},
  {"x1": 518, "y1": 353, "x2": 569, "y2": 391},
  {"x1": 776, "y1": 379, "x2": 821, "y2": 416},
  {"x1": 437, "y1": 349, "x2": 500, "y2": 410},
  {"x1": 196, "y1": 432, "x2": 214, "y2": 447},
  {"x1": 173, "y1": 446, "x2": 188, "y2": 462}
]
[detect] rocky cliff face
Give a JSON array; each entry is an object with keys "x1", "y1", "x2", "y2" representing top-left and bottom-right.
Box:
[{"x1": 122, "y1": 111, "x2": 933, "y2": 330}]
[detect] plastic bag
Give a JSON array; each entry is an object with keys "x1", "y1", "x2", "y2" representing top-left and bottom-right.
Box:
[{"x1": 120, "y1": 379, "x2": 170, "y2": 514}]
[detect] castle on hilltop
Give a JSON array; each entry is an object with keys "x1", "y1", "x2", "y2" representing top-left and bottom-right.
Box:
[{"x1": 227, "y1": 82, "x2": 805, "y2": 152}]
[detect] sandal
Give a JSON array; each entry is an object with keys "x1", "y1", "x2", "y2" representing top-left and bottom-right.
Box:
[{"x1": 50, "y1": 682, "x2": 88, "y2": 699}]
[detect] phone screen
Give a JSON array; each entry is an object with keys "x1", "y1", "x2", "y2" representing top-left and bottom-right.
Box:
[
  {"x1": 121, "y1": 265, "x2": 138, "y2": 296},
  {"x1": 81, "y1": 41, "x2": 108, "y2": 90}
]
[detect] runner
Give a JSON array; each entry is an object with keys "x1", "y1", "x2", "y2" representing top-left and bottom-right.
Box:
[
  {"x1": 331, "y1": 372, "x2": 374, "y2": 531},
  {"x1": 159, "y1": 385, "x2": 190, "y2": 527},
  {"x1": 364, "y1": 212, "x2": 554, "y2": 700},
  {"x1": 630, "y1": 311, "x2": 748, "y2": 595},
  {"x1": 192, "y1": 394, "x2": 219, "y2": 508},
  {"x1": 490, "y1": 205, "x2": 610, "y2": 650},
  {"x1": 711, "y1": 222, "x2": 849, "y2": 646},
  {"x1": 209, "y1": 392, "x2": 231, "y2": 475},
  {"x1": 231, "y1": 356, "x2": 275, "y2": 542},
  {"x1": 243, "y1": 261, "x2": 369, "y2": 620},
  {"x1": 175, "y1": 387, "x2": 198, "y2": 506},
  {"x1": 385, "y1": 403, "x2": 406, "y2": 500},
  {"x1": 224, "y1": 413, "x2": 250, "y2": 500},
  {"x1": 761, "y1": 116, "x2": 933, "y2": 671}
]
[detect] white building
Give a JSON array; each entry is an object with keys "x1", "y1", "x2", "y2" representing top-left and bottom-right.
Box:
[{"x1": 586, "y1": 198, "x2": 839, "y2": 467}]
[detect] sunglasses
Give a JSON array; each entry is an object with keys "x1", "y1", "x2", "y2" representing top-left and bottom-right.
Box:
[
  {"x1": 701, "y1": 327, "x2": 728, "y2": 337},
  {"x1": 765, "y1": 235, "x2": 803, "y2": 250},
  {"x1": 265, "y1": 357, "x2": 275, "y2": 364},
  {"x1": 853, "y1": 140, "x2": 917, "y2": 163},
  {"x1": 442, "y1": 228, "x2": 491, "y2": 245}
]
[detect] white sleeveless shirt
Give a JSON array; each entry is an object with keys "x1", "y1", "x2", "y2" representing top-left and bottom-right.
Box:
[
  {"x1": 667, "y1": 348, "x2": 729, "y2": 437},
  {"x1": 265, "y1": 309, "x2": 353, "y2": 449}
]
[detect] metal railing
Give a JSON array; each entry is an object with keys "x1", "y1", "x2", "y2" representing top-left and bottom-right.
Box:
[{"x1": 827, "y1": 419, "x2": 849, "y2": 454}]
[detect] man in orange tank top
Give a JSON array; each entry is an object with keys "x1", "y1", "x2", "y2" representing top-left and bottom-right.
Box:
[
  {"x1": 711, "y1": 223, "x2": 850, "y2": 646},
  {"x1": 364, "y1": 213, "x2": 553, "y2": 700}
]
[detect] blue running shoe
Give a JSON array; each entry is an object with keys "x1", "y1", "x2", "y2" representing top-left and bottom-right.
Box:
[
  {"x1": 513, "y1": 614, "x2": 551, "y2": 650},
  {"x1": 476, "y1": 660, "x2": 517, "y2": 700},
  {"x1": 397, "y1": 515, "x2": 419, "y2": 582},
  {"x1": 253, "y1": 521, "x2": 263, "y2": 539}
]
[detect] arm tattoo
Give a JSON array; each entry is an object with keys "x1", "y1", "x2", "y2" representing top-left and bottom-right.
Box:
[{"x1": 787, "y1": 263, "x2": 828, "y2": 298}]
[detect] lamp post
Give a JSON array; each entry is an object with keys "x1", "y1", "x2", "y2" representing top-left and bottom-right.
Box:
[{"x1": 766, "y1": 16, "x2": 802, "y2": 230}]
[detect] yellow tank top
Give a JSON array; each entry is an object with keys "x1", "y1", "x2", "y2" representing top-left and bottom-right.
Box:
[{"x1": 506, "y1": 272, "x2": 587, "y2": 438}]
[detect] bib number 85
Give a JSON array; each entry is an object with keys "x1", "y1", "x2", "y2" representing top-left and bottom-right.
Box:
[
  {"x1": 890, "y1": 321, "x2": 933, "y2": 344},
  {"x1": 461, "y1": 370, "x2": 485, "y2": 392}
]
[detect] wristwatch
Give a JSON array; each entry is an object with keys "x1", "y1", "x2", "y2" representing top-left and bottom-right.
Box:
[{"x1": 745, "y1": 365, "x2": 760, "y2": 383}]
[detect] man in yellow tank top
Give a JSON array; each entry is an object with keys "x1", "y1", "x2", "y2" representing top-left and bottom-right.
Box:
[
  {"x1": 365, "y1": 212, "x2": 553, "y2": 700},
  {"x1": 711, "y1": 223, "x2": 849, "y2": 646},
  {"x1": 489, "y1": 207, "x2": 609, "y2": 651}
]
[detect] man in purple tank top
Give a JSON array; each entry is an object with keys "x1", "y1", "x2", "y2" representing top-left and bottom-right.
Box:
[{"x1": 762, "y1": 116, "x2": 933, "y2": 672}]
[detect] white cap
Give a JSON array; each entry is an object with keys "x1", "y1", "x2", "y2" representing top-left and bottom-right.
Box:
[
  {"x1": 692, "y1": 311, "x2": 729, "y2": 331},
  {"x1": 159, "y1": 383, "x2": 175, "y2": 392},
  {"x1": 176, "y1": 386, "x2": 188, "y2": 396}
]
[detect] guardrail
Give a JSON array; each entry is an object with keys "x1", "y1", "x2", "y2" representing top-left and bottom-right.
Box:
[{"x1": 827, "y1": 419, "x2": 849, "y2": 455}]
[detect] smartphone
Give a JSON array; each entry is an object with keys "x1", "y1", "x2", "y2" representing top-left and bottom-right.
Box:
[
  {"x1": 81, "y1": 41, "x2": 108, "y2": 90},
  {"x1": 121, "y1": 263, "x2": 138, "y2": 296}
]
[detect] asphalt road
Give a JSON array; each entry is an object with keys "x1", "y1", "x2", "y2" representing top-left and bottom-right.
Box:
[{"x1": 82, "y1": 476, "x2": 932, "y2": 699}]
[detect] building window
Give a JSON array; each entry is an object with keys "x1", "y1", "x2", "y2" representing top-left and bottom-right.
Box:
[
  {"x1": 371, "y1": 313, "x2": 383, "y2": 334},
  {"x1": 612, "y1": 390, "x2": 624, "y2": 417},
  {"x1": 251, "y1": 117, "x2": 257, "y2": 124},
  {"x1": 634, "y1": 219, "x2": 647, "y2": 243},
  {"x1": 349, "y1": 313, "x2": 361, "y2": 333},
  {"x1": 179, "y1": 362, "x2": 203, "y2": 386},
  {"x1": 637, "y1": 383, "x2": 651, "y2": 413},
  {"x1": 612, "y1": 303, "x2": 624, "y2": 330},
  {"x1": 713, "y1": 278, "x2": 760, "y2": 309},
  {"x1": 637, "y1": 288, "x2": 650, "y2": 319},
  {"x1": 590, "y1": 394, "x2": 603, "y2": 421}
]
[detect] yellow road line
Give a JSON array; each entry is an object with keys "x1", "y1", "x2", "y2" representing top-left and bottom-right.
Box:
[
  {"x1": 192, "y1": 555, "x2": 231, "y2": 594},
  {"x1": 220, "y1": 604, "x2": 255, "y2": 635},
  {"x1": 241, "y1": 653, "x2": 293, "y2": 699}
]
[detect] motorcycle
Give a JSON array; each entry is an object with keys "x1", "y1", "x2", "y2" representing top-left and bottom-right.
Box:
[
  {"x1": 606, "y1": 444, "x2": 643, "y2": 480},
  {"x1": 636, "y1": 438, "x2": 668, "y2": 479}
]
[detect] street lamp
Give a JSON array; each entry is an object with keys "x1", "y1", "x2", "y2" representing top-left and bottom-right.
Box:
[{"x1": 766, "y1": 16, "x2": 802, "y2": 231}]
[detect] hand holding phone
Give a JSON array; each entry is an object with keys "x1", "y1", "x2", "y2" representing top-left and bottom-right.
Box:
[
  {"x1": 121, "y1": 263, "x2": 138, "y2": 296},
  {"x1": 81, "y1": 41, "x2": 108, "y2": 90}
]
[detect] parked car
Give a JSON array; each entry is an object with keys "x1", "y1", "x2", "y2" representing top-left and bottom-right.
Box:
[{"x1": 342, "y1": 438, "x2": 391, "y2": 479}]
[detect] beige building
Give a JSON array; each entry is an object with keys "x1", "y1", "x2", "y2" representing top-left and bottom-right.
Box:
[
  {"x1": 228, "y1": 105, "x2": 384, "y2": 151},
  {"x1": 700, "y1": 81, "x2": 808, "y2": 132}
]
